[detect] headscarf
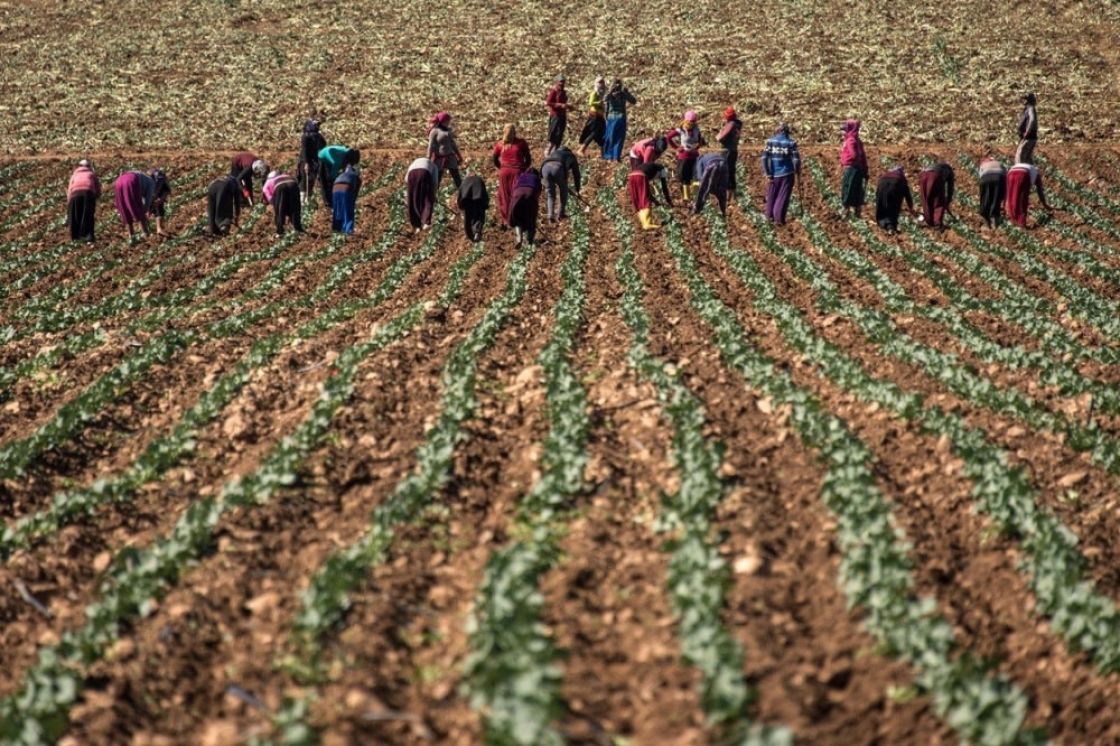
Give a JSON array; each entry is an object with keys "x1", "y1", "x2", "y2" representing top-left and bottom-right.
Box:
[
  {"x1": 776, "y1": 121, "x2": 790, "y2": 136},
  {"x1": 684, "y1": 110, "x2": 698, "y2": 123},
  {"x1": 609, "y1": 78, "x2": 623, "y2": 95},
  {"x1": 842, "y1": 119, "x2": 861, "y2": 136},
  {"x1": 594, "y1": 76, "x2": 606, "y2": 93},
  {"x1": 252, "y1": 159, "x2": 268, "y2": 177},
  {"x1": 886, "y1": 165, "x2": 905, "y2": 178},
  {"x1": 723, "y1": 107, "x2": 737, "y2": 121},
  {"x1": 502, "y1": 123, "x2": 517, "y2": 144},
  {"x1": 78, "y1": 158, "x2": 91, "y2": 168},
  {"x1": 1024, "y1": 92, "x2": 1037, "y2": 104}
]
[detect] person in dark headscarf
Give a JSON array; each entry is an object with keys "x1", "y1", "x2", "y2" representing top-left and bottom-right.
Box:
[
  {"x1": 602, "y1": 78, "x2": 637, "y2": 161},
  {"x1": 628, "y1": 133, "x2": 668, "y2": 169},
  {"x1": 508, "y1": 169, "x2": 542, "y2": 247},
  {"x1": 148, "y1": 169, "x2": 172, "y2": 236},
  {"x1": 917, "y1": 161, "x2": 955, "y2": 229},
  {"x1": 976, "y1": 156, "x2": 1007, "y2": 229},
  {"x1": 692, "y1": 151, "x2": 729, "y2": 217},
  {"x1": 839, "y1": 119, "x2": 869, "y2": 217},
  {"x1": 875, "y1": 166, "x2": 915, "y2": 234},
  {"x1": 761, "y1": 122, "x2": 800, "y2": 225},
  {"x1": 406, "y1": 156, "x2": 440, "y2": 231},
  {"x1": 67, "y1": 159, "x2": 101, "y2": 243},
  {"x1": 207, "y1": 174, "x2": 245, "y2": 236},
  {"x1": 457, "y1": 170, "x2": 489, "y2": 243},
  {"x1": 299, "y1": 112, "x2": 327, "y2": 203},
  {"x1": 1015, "y1": 92, "x2": 1038, "y2": 165},
  {"x1": 716, "y1": 107, "x2": 743, "y2": 193}
]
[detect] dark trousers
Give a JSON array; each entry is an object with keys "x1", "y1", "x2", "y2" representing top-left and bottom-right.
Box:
[
  {"x1": 765, "y1": 174, "x2": 794, "y2": 224},
  {"x1": 694, "y1": 164, "x2": 728, "y2": 216},
  {"x1": 318, "y1": 166, "x2": 335, "y2": 208},
  {"x1": 579, "y1": 115, "x2": 605, "y2": 148},
  {"x1": 462, "y1": 202, "x2": 486, "y2": 242},
  {"x1": 208, "y1": 183, "x2": 238, "y2": 235},
  {"x1": 406, "y1": 169, "x2": 435, "y2": 229},
  {"x1": 68, "y1": 190, "x2": 96, "y2": 241},
  {"x1": 726, "y1": 149, "x2": 739, "y2": 192},
  {"x1": 548, "y1": 114, "x2": 567, "y2": 148},
  {"x1": 979, "y1": 172, "x2": 1007, "y2": 224},
  {"x1": 274, "y1": 182, "x2": 303, "y2": 234}
]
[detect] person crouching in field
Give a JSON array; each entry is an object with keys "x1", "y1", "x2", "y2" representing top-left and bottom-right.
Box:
[
  {"x1": 458, "y1": 170, "x2": 489, "y2": 243},
  {"x1": 263, "y1": 170, "x2": 303, "y2": 236},
  {"x1": 692, "y1": 150, "x2": 729, "y2": 217},
  {"x1": 492, "y1": 124, "x2": 532, "y2": 228},
  {"x1": 406, "y1": 156, "x2": 440, "y2": 232},
  {"x1": 839, "y1": 119, "x2": 868, "y2": 217},
  {"x1": 67, "y1": 159, "x2": 101, "y2": 243},
  {"x1": 629, "y1": 133, "x2": 668, "y2": 169},
  {"x1": 917, "y1": 161, "x2": 955, "y2": 229},
  {"x1": 1006, "y1": 162, "x2": 1052, "y2": 228},
  {"x1": 114, "y1": 169, "x2": 157, "y2": 240},
  {"x1": 332, "y1": 162, "x2": 361, "y2": 235},
  {"x1": 977, "y1": 156, "x2": 1007, "y2": 229},
  {"x1": 231, "y1": 151, "x2": 267, "y2": 207},
  {"x1": 319, "y1": 145, "x2": 360, "y2": 208},
  {"x1": 207, "y1": 174, "x2": 245, "y2": 236},
  {"x1": 541, "y1": 145, "x2": 581, "y2": 222},
  {"x1": 509, "y1": 169, "x2": 542, "y2": 247},
  {"x1": 149, "y1": 169, "x2": 171, "y2": 236},
  {"x1": 875, "y1": 166, "x2": 915, "y2": 234},
  {"x1": 761, "y1": 122, "x2": 801, "y2": 225},
  {"x1": 628, "y1": 162, "x2": 672, "y2": 230}
]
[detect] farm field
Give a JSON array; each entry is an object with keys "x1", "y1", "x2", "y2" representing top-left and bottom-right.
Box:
[{"x1": 2, "y1": 144, "x2": 1120, "y2": 745}]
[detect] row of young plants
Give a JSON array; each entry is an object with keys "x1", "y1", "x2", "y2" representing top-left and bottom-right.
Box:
[
  {"x1": 799, "y1": 161, "x2": 1120, "y2": 418},
  {"x1": 0, "y1": 161, "x2": 38, "y2": 201},
  {"x1": 602, "y1": 177, "x2": 790, "y2": 745},
  {"x1": 1034, "y1": 154, "x2": 1120, "y2": 227},
  {"x1": 0, "y1": 190, "x2": 67, "y2": 240},
  {"x1": 730, "y1": 181, "x2": 1120, "y2": 675},
  {"x1": 0, "y1": 188, "x2": 422, "y2": 556},
  {"x1": 460, "y1": 203, "x2": 592, "y2": 745},
  {"x1": 0, "y1": 203, "x2": 471, "y2": 746},
  {"x1": 663, "y1": 193, "x2": 1043, "y2": 743}
]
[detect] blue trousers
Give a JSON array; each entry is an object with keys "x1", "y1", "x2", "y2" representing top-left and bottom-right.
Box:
[
  {"x1": 603, "y1": 115, "x2": 627, "y2": 161},
  {"x1": 332, "y1": 187, "x2": 356, "y2": 233}
]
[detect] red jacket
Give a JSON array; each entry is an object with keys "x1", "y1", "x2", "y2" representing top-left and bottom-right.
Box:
[
  {"x1": 546, "y1": 86, "x2": 569, "y2": 117},
  {"x1": 67, "y1": 166, "x2": 101, "y2": 200},
  {"x1": 492, "y1": 138, "x2": 532, "y2": 170},
  {"x1": 231, "y1": 151, "x2": 257, "y2": 173}
]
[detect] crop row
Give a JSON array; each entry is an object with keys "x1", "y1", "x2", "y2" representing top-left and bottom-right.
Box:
[{"x1": 462, "y1": 200, "x2": 592, "y2": 744}]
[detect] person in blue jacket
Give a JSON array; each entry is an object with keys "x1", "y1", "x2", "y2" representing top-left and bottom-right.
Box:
[{"x1": 760, "y1": 122, "x2": 801, "y2": 225}]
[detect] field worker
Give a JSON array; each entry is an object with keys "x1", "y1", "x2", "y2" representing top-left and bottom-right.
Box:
[
  {"x1": 692, "y1": 151, "x2": 730, "y2": 217},
  {"x1": 491, "y1": 124, "x2": 532, "y2": 227},
  {"x1": 602, "y1": 79, "x2": 637, "y2": 162},
  {"x1": 715, "y1": 107, "x2": 743, "y2": 193},
  {"x1": 66, "y1": 159, "x2": 101, "y2": 243},
  {"x1": 673, "y1": 111, "x2": 705, "y2": 200},
  {"x1": 761, "y1": 122, "x2": 801, "y2": 225},
  {"x1": 231, "y1": 151, "x2": 267, "y2": 206},
  {"x1": 406, "y1": 156, "x2": 440, "y2": 231},
  {"x1": 628, "y1": 133, "x2": 668, "y2": 169},
  {"x1": 331, "y1": 161, "x2": 361, "y2": 235},
  {"x1": 509, "y1": 169, "x2": 542, "y2": 247},
  {"x1": 1015, "y1": 92, "x2": 1038, "y2": 164},
  {"x1": 541, "y1": 145, "x2": 581, "y2": 222},
  {"x1": 578, "y1": 76, "x2": 607, "y2": 157},
  {"x1": 628, "y1": 162, "x2": 672, "y2": 230},
  {"x1": 263, "y1": 170, "x2": 303, "y2": 236},
  {"x1": 1006, "y1": 161, "x2": 1052, "y2": 227},
  {"x1": 839, "y1": 119, "x2": 869, "y2": 217},
  {"x1": 917, "y1": 161, "x2": 955, "y2": 229},
  {"x1": 148, "y1": 169, "x2": 172, "y2": 236},
  {"x1": 457, "y1": 170, "x2": 489, "y2": 243},
  {"x1": 977, "y1": 156, "x2": 1007, "y2": 229},
  {"x1": 427, "y1": 112, "x2": 463, "y2": 189},
  {"x1": 318, "y1": 145, "x2": 360, "y2": 207},
  {"x1": 545, "y1": 74, "x2": 573, "y2": 156},
  {"x1": 207, "y1": 174, "x2": 245, "y2": 236},
  {"x1": 299, "y1": 113, "x2": 327, "y2": 202},
  {"x1": 875, "y1": 166, "x2": 915, "y2": 234},
  {"x1": 114, "y1": 169, "x2": 156, "y2": 239}
]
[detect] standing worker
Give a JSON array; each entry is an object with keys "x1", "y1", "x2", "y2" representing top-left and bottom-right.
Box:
[
  {"x1": 875, "y1": 166, "x2": 915, "y2": 234},
  {"x1": 491, "y1": 124, "x2": 532, "y2": 227},
  {"x1": 1006, "y1": 161, "x2": 1052, "y2": 227},
  {"x1": 318, "y1": 144, "x2": 361, "y2": 208},
  {"x1": 602, "y1": 79, "x2": 637, "y2": 162},
  {"x1": 149, "y1": 169, "x2": 172, "y2": 236},
  {"x1": 541, "y1": 145, "x2": 581, "y2": 222},
  {"x1": 332, "y1": 161, "x2": 361, "y2": 235},
  {"x1": 263, "y1": 170, "x2": 303, "y2": 236},
  {"x1": 692, "y1": 150, "x2": 730, "y2": 217},
  {"x1": 977, "y1": 155, "x2": 1007, "y2": 229},
  {"x1": 761, "y1": 122, "x2": 801, "y2": 225},
  {"x1": 67, "y1": 159, "x2": 101, "y2": 244},
  {"x1": 231, "y1": 151, "x2": 267, "y2": 207},
  {"x1": 427, "y1": 112, "x2": 463, "y2": 189},
  {"x1": 578, "y1": 76, "x2": 608, "y2": 157},
  {"x1": 672, "y1": 111, "x2": 705, "y2": 200},
  {"x1": 628, "y1": 162, "x2": 672, "y2": 230},
  {"x1": 207, "y1": 174, "x2": 245, "y2": 236},
  {"x1": 628, "y1": 133, "x2": 668, "y2": 169},
  {"x1": 457, "y1": 170, "x2": 489, "y2": 243},
  {"x1": 299, "y1": 113, "x2": 327, "y2": 204},
  {"x1": 716, "y1": 108, "x2": 743, "y2": 193},
  {"x1": 917, "y1": 161, "x2": 955, "y2": 229},
  {"x1": 406, "y1": 156, "x2": 440, "y2": 231},
  {"x1": 839, "y1": 119, "x2": 869, "y2": 217},
  {"x1": 114, "y1": 169, "x2": 156, "y2": 240},
  {"x1": 509, "y1": 169, "x2": 542, "y2": 247},
  {"x1": 545, "y1": 75, "x2": 574, "y2": 156},
  {"x1": 1015, "y1": 92, "x2": 1038, "y2": 165}
]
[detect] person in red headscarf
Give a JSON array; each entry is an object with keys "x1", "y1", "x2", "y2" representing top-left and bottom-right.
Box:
[
  {"x1": 491, "y1": 123, "x2": 532, "y2": 227},
  {"x1": 427, "y1": 112, "x2": 463, "y2": 188},
  {"x1": 716, "y1": 107, "x2": 742, "y2": 193},
  {"x1": 839, "y1": 119, "x2": 869, "y2": 217}
]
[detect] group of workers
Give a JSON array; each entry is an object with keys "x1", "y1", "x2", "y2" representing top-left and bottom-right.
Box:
[{"x1": 61, "y1": 88, "x2": 1051, "y2": 248}]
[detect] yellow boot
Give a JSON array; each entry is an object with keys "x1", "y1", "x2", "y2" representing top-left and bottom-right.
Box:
[
  {"x1": 680, "y1": 184, "x2": 691, "y2": 201},
  {"x1": 638, "y1": 208, "x2": 660, "y2": 230}
]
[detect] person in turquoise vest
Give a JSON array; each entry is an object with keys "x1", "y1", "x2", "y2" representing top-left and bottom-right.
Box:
[{"x1": 317, "y1": 145, "x2": 360, "y2": 208}]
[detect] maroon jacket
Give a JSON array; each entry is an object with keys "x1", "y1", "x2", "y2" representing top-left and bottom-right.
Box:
[
  {"x1": 492, "y1": 138, "x2": 532, "y2": 170},
  {"x1": 546, "y1": 86, "x2": 569, "y2": 117}
]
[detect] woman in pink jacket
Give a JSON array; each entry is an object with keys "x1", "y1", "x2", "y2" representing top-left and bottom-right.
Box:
[
  {"x1": 839, "y1": 119, "x2": 868, "y2": 217},
  {"x1": 67, "y1": 159, "x2": 101, "y2": 243}
]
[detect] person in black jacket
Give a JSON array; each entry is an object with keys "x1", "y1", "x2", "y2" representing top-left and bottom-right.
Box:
[
  {"x1": 875, "y1": 166, "x2": 915, "y2": 234},
  {"x1": 540, "y1": 146, "x2": 581, "y2": 221},
  {"x1": 457, "y1": 171, "x2": 489, "y2": 242},
  {"x1": 1015, "y1": 92, "x2": 1038, "y2": 165},
  {"x1": 207, "y1": 174, "x2": 245, "y2": 236}
]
